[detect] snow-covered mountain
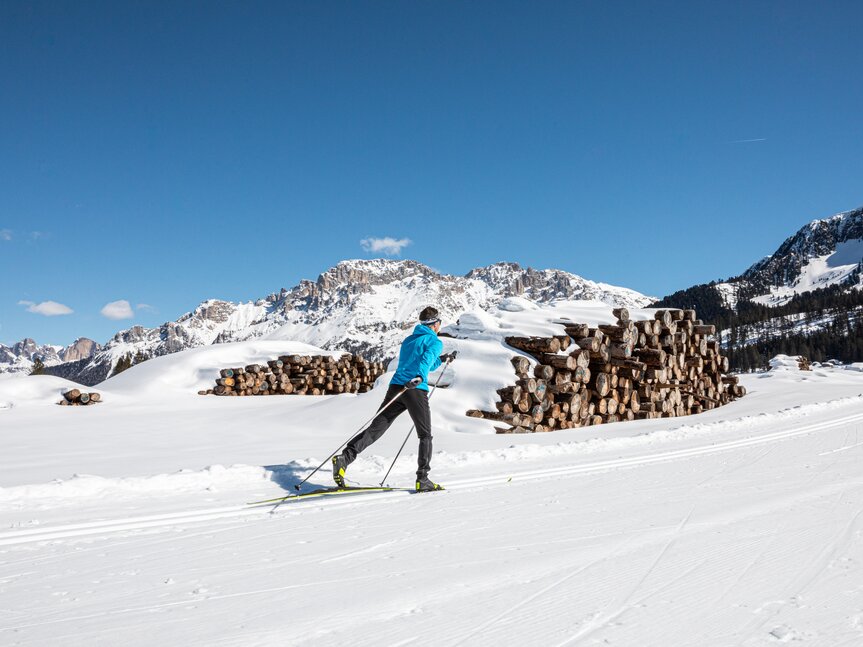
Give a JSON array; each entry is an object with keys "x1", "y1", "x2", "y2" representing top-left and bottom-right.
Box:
[
  {"x1": 651, "y1": 205, "x2": 863, "y2": 367},
  {"x1": 9, "y1": 260, "x2": 652, "y2": 385},
  {"x1": 720, "y1": 206, "x2": 863, "y2": 306},
  {"x1": 0, "y1": 338, "x2": 99, "y2": 375}
]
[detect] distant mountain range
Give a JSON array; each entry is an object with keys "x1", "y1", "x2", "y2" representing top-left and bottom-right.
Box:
[
  {"x1": 2, "y1": 261, "x2": 652, "y2": 385},
  {"x1": 7, "y1": 205, "x2": 862, "y2": 382},
  {"x1": 653, "y1": 205, "x2": 863, "y2": 369}
]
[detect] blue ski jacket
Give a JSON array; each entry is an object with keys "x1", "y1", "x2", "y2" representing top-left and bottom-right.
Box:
[{"x1": 391, "y1": 324, "x2": 443, "y2": 391}]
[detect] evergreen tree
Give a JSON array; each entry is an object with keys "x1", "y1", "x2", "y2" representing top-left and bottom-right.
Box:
[
  {"x1": 133, "y1": 350, "x2": 148, "y2": 365},
  {"x1": 30, "y1": 357, "x2": 45, "y2": 375},
  {"x1": 113, "y1": 353, "x2": 133, "y2": 376}
]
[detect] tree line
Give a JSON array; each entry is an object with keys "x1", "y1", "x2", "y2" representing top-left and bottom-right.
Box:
[{"x1": 653, "y1": 281, "x2": 863, "y2": 371}]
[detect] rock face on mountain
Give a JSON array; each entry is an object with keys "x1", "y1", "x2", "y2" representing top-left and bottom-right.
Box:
[
  {"x1": 738, "y1": 206, "x2": 863, "y2": 302},
  {"x1": 7, "y1": 260, "x2": 653, "y2": 385},
  {"x1": 61, "y1": 338, "x2": 100, "y2": 363}
]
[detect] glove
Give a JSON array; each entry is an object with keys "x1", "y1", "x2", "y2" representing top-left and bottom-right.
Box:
[{"x1": 440, "y1": 351, "x2": 458, "y2": 363}]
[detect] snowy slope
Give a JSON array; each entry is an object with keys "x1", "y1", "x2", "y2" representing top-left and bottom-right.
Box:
[
  {"x1": 2, "y1": 300, "x2": 863, "y2": 646},
  {"x1": 715, "y1": 206, "x2": 863, "y2": 307},
  {"x1": 750, "y1": 236, "x2": 863, "y2": 305}
]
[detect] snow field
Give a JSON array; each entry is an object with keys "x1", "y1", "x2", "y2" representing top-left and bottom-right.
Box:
[{"x1": 2, "y1": 300, "x2": 863, "y2": 645}]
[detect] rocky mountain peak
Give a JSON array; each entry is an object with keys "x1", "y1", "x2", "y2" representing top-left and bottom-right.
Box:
[
  {"x1": 61, "y1": 338, "x2": 99, "y2": 363},
  {"x1": 316, "y1": 259, "x2": 440, "y2": 291},
  {"x1": 740, "y1": 206, "x2": 863, "y2": 296}
]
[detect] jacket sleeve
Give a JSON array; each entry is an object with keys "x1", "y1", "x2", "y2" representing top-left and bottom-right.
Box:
[{"x1": 418, "y1": 336, "x2": 443, "y2": 378}]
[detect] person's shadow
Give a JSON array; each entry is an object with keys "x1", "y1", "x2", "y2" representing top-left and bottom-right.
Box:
[{"x1": 264, "y1": 463, "x2": 321, "y2": 492}]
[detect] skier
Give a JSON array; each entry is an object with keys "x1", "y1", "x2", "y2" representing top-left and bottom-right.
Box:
[{"x1": 332, "y1": 306, "x2": 456, "y2": 492}]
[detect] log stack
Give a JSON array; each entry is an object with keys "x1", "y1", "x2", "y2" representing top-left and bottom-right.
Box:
[
  {"x1": 59, "y1": 389, "x2": 102, "y2": 406},
  {"x1": 467, "y1": 308, "x2": 746, "y2": 433},
  {"x1": 201, "y1": 354, "x2": 386, "y2": 397},
  {"x1": 798, "y1": 356, "x2": 812, "y2": 371}
]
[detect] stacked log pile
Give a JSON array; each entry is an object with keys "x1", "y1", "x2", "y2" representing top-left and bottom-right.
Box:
[
  {"x1": 467, "y1": 308, "x2": 746, "y2": 433},
  {"x1": 798, "y1": 356, "x2": 812, "y2": 371},
  {"x1": 200, "y1": 354, "x2": 386, "y2": 397},
  {"x1": 59, "y1": 389, "x2": 102, "y2": 406}
]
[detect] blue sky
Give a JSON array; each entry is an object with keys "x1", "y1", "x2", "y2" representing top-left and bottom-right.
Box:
[{"x1": 2, "y1": 1, "x2": 862, "y2": 346}]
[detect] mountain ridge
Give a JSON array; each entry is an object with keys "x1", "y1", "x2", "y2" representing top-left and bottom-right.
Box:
[{"x1": 4, "y1": 260, "x2": 653, "y2": 385}]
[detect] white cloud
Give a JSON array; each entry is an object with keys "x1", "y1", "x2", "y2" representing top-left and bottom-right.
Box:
[
  {"x1": 360, "y1": 236, "x2": 412, "y2": 256},
  {"x1": 0, "y1": 229, "x2": 12, "y2": 241},
  {"x1": 18, "y1": 300, "x2": 74, "y2": 316},
  {"x1": 136, "y1": 303, "x2": 157, "y2": 312},
  {"x1": 101, "y1": 300, "x2": 135, "y2": 320}
]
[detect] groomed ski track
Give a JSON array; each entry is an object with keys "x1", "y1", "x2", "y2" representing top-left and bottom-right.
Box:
[{"x1": 3, "y1": 407, "x2": 862, "y2": 548}]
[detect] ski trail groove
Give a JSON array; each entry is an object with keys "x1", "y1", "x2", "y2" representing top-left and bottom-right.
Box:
[{"x1": 2, "y1": 410, "x2": 862, "y2": 548}]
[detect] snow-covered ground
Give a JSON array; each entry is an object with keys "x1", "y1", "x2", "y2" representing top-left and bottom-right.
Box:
[{"x1": 2, "y1": 301, "x2": 863, "y2": 646}]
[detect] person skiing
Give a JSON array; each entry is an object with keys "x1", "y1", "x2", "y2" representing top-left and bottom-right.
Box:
[{"x1": 332, "y1": 306, "x2": 456, "y2": 492}]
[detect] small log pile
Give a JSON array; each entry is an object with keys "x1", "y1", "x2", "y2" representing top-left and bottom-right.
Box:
[
  {"x1": 467, "y1": 308, "x2": 746, "y2": 433},
  {"x1": 59, "y1": 389, "x2": 102, "y2": 406},
  {"x1": 798, "y1": 356, "x2": 812, "y2": 371},
  {"x1": 200, "y1": 354, "x2": 386, "y2": 397}
]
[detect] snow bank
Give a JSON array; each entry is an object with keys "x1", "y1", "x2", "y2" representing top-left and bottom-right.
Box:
[
  {"x1": 0, "y1": 375, "x2": 88, "y2": 409},
  {"x1": 769, "y1": 354, "x2": 804, "y2": 372}
]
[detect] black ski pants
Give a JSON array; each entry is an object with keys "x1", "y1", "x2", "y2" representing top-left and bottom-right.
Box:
[{"x1": 343, "y1": 383, "x2": 433, "y2": 478}]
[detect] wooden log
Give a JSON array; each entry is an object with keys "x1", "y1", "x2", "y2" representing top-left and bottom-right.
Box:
[
  {"x1": 610, "y1": 343, "x2": 632, "y2": 359},
  {"x1": 563, "y1": 323, "x2": 590, "y2": 338},
  {"x1": 495, "y1": 425, "x2": 533, "y2": 434},
  {"x1": 510, "y1": 356, "x2": 531, "y2": 376},
  {"x1": 553, "y1": 371, "x2": 572, "y2": 385},
  {"x1": 590, "y1": 372, "x2": 611, "y2": 398},
  {"x1": 654, "y1": 310, "x2": 673, "y2": 327},
  {"x1": 517, "y1": 378, "x2": 537, "y2": 394},
  {"x1": 495, "y1": 401, "x2": 514, "y2": 415},
  {"x1": 612, "y1": 307, "x2": 630, "y2": 322},
  {"x1": 533, "y1": 380, "x2": 548, "y2": 402},
  {"x1": 576, "y1": 336, "x2": 601, "y2": 352},
  {"x1": 548, "y1": 382, "x2": 576, "y2": 395},
  {"x1": 569, "y1": 349, "x2": 591, "y2": 368},
  {"x1": 635, "y1": 349, "x2": 667, "y2": 366},
  {"x1": 543, "y1": 354, "x2": 578, "y2": 371},
  {"x1": 64, "y1": 389, "x2": 81, "y2": 402},
  {"x1": 506, "y1": 336, "x2": 561, "y2": 354},
  {"x1": 533, "y1": 364, "x2": 555, "y2": 380},
  {"x1": 497, "y1": 385, "x2": 523, "y2": 403}
]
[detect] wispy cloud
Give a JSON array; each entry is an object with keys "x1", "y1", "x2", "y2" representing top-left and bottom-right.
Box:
[
  {"x1": 18, "y1": 300, "x2": 74, "y2": 316},
  {"x1": 0, "y1": 229, "x2": 12, "y2": 241},
  {"x1": 360, "y1": 236, "x2": 412, "y2": 256},
  {"x1": 136, "y1": 303, "x2": 157, "y2": 313},
  {"x1": 731, "y1": 138, "x2": 767, "y2": 144},
  {"x1": 101, "y1": 300, "x2": 135, "y2": 320}
]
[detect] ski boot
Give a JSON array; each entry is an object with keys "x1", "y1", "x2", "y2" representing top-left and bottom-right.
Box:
[
  {"x1": 415, "y1": 476, "x2": 444, "y2": 492},
  {"x1": 332, "y1": 454, "x2": 349, "y2": 488}
]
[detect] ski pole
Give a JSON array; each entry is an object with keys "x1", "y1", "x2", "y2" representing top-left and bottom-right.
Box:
[
  {"x1": 379, "y1": 357, "x2": 452, "y2": 487},
  {"x1": 293, "y1": 376, "x2": 422, "y2": 491}
]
